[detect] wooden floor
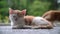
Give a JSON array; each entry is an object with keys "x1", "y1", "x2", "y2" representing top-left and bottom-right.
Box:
[{"x1": 0, "y1": 26, "x2": 60, "y2": 34}]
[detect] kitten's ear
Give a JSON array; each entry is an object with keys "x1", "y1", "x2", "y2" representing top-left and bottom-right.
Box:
[
  {"x1": 21, "y1": 9, "x2": 26, "y2": 15},
  {"x1": 9, "y1": 8, "x2": 14, "y2": 14}
]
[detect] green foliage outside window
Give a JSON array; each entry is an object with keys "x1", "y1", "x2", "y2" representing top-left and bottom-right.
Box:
[{"x1": 0, "y1": 0, "x2": 57, "y2": 23}]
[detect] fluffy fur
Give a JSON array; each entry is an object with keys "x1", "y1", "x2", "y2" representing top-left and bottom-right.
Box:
[
  {"x1": 42, "y1": 10, "x2": 60, "y2": 26},
  {"x1": 24, "y1": 16, "x2": 35, "y2": 25},
  {"x1": 32, "y1": 17, "x2": 53, "y2": 29}
]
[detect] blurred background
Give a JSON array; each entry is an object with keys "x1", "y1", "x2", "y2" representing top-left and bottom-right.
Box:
[{"x1": 0, "y1": 0, "x2": 60, "y2": 24}]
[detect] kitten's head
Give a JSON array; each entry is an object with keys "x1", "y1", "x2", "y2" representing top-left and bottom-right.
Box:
[{"x1": 9, "y1": 8, "x2": 26, "y2": 21}]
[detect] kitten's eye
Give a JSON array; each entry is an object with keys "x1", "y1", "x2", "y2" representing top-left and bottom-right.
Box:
[{"x1": 13, "y1": 16, "x2": 16, "y2": 17}]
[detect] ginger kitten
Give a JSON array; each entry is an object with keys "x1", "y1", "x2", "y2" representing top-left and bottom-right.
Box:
[
  {"x1": 9, "y1": 8, "x2": 53, "y2": 29},
  {"x1": 9, "y1": 8, "x2": 26, "y2": 29},
  {"x1": 42, "y1": 10, "x2": 60, "y2": 26}
]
